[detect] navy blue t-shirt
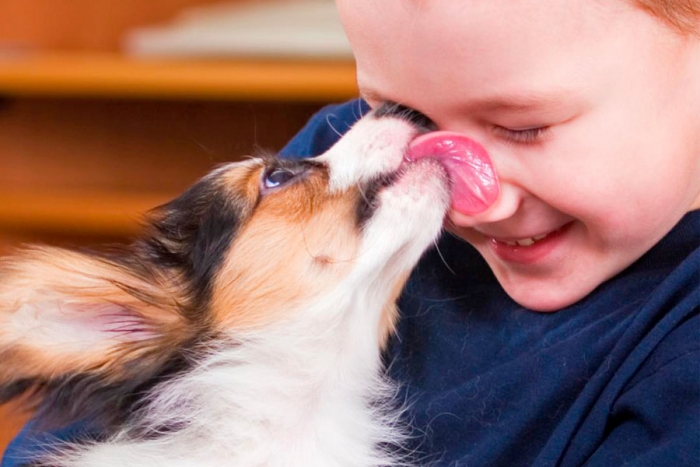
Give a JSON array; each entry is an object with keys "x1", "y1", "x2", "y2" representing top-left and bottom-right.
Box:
[{"x1": 3, "y1": 100, "x2": 699, "y2": 466}]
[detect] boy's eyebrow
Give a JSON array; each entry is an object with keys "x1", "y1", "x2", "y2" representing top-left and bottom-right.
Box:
[
  {"x1": 468, "y1": 90, "x2": 574, "y2": 113},
  {"x1": 359, "y1": 85, "x2": 574, "y2": 114}
]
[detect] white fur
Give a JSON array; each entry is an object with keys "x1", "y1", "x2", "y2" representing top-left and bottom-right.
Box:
[
  {"x1": 42, "y1": 113, "x2": 450, "y2": 467},
  {"x1": 6, "y1": 299, "x2": 149, "y2": 354},
  {"x1": 317, "y1": 116, "x2": 420, "y2": 193}
]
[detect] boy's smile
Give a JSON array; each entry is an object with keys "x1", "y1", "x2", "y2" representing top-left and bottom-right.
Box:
[{"x1": 336, "y1": 0, "x2": 700, "y2": 311}]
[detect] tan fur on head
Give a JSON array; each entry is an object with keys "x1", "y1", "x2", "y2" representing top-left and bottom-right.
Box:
[{"x1": 212, "y1": 165, "x2": 363, "y2": 330}]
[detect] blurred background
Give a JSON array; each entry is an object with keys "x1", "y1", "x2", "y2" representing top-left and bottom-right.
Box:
[{"x1": 0, "y1": 0, "x2": 357, "y2": 456}]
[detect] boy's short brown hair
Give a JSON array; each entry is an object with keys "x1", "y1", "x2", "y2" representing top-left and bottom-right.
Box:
[{"x1": 633, "y1": 0, "x2": 700, "y2": 33}]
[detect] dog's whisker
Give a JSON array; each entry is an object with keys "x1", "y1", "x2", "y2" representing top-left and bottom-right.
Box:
[
  {"x1": 325, "y1": 114, "x2": 345, "y2": 139},
  {"x1": 432, "y1": 238, "x2": 455, "y2": 276}
]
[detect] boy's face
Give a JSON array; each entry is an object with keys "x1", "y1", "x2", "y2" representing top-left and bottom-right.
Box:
[{"x1": 336, "y1": 0, "x2": 700, "y2": 311}]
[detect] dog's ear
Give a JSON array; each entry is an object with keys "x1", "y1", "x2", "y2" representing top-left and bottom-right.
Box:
[{"x1": 0, "y1": 246, "x2": 193, "y2": 401}]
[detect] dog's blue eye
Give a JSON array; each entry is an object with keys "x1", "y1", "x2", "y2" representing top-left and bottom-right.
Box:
[{"x1": 263, "y1": 168, "x2": 297, "y2": 189}]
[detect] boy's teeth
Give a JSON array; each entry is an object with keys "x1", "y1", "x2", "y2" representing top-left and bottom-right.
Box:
[{"x1": 504, "y1": 233, "x2": 548, "y2": 247}]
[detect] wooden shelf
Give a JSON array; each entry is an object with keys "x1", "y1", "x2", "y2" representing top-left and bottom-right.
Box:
[
  {"x1": 0, "y1": 191, "x2": 174, "y2": 236},
  {"x1": 0, "y1": 52, "x2": 352, "y2": 241},
  {"x1": 0, "y1": 52, "x2": 358, "y2": 102}
]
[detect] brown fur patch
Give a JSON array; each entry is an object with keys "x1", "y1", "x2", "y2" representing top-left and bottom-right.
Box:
[
  {"x1": 211, "y1": 166, "x2": 364, "y2": 329},
  {"x1": 378, "y1": 271, "x2": 411, "y2": 349}
]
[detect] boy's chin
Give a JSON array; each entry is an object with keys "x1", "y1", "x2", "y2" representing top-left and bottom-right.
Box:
[
  {"x1": 496, "y1": 273, "x2": 601, "y2": 313},
  {"x1": 508, "y1": 288, "x2": 593, "y2": 313}
]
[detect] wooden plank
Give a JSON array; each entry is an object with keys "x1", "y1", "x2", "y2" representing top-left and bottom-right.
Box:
[
  {"x1": 0, "y1": 191, "x2": 174, "y2": 236},
  {"x1": 0, "y1": 98, "x2": 323, "y2": 194},
  {"x1": 0, "y1": 53, "x2": 358, "y2": 101},
  {"x1": 0, "y1": 98, "x2": 328, "y2": 238}
]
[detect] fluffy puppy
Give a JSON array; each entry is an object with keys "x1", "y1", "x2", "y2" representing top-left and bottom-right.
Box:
[{"x1": 0, "y1": 108, "x2": 450, "y2": 467}]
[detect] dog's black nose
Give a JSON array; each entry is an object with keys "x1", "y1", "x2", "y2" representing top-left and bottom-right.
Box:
[{"x1": 374, "y1": 102, "x2": 437, "y2": 131}]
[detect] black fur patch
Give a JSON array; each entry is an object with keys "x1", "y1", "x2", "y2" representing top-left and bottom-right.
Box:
[
  {"x1": 0, "y1": 379, "x2": 34, "y2": 405},
  {"x1": 356, "y1": 172, "x2": 400, "y2": 229},
  {"x1": 143, "y1": 170, "x2": 245, "y2": 312},
  {"x1": 28, "y1": 336, "x2": 211, "y2": 437}
]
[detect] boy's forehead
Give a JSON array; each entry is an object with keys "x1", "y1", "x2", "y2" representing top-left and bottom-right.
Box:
[
  {"x1": 340, "y1": 0, "x2": 644, "y2": 112},
  {"x1": 337, "y1": 0, "x2": 611, "y2": 39},
  {"x1": 338, "y1": 0, "x2": 628, "y2": 67}
]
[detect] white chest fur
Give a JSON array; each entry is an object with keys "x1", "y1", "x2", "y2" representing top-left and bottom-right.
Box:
[{"x1": 54, "y1": 292, "x2": 407, "y2": 467}]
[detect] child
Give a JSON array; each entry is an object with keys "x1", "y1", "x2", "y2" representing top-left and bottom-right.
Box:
[
  {"x1": 328, "y1": 0, "x2": 699, "y2": 464},
  {"x1": 3, "y1": 0, "x2": 699, "y2": 465}
]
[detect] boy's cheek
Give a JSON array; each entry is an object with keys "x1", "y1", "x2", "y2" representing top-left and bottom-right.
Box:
[{"x1": 447, "y1": 209, "x2": 480, "y2": 228}]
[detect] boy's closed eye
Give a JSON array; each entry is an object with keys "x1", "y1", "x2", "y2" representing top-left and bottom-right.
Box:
[{"x1": 493, "y1": 125, "x2": 551, "y2": 145}]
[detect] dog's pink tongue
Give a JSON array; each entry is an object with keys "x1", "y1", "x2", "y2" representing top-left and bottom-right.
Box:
[{"x1": 407, "y1": 132, "x2": 500, "y2": 215}]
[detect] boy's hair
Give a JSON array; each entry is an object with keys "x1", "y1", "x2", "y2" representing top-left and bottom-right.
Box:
[{"x1": 633, "y1": 0, "x2": 700, "y2": 33}]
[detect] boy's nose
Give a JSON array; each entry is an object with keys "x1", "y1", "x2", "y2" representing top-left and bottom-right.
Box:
[
  {"x1": 407, "y1": 132, "x2": 501, "y2": 215},
  {"x1": 406, "y1": 131, "x2": 527, "y2": 227},
  {"x1": 448, "y1": 180, "x2": 523, "y2": 228}
]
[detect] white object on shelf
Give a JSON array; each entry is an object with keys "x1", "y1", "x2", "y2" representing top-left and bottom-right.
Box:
[{"x1": 123, "y1": 0, "x2": 354, "y2": 59}]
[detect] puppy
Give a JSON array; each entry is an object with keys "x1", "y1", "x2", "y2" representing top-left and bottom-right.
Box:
[{"x1": 0, "y1": 108, "x2": 450, "y2": 467}]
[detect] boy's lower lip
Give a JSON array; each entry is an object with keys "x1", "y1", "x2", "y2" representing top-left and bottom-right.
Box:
[{"x1": 487, "y1": 223, "x2": 573, "y2": 264}]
